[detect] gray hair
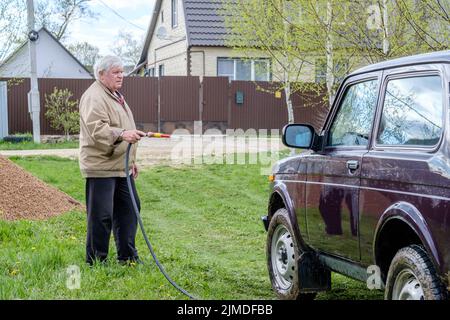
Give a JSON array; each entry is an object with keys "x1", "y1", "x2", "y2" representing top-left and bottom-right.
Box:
[{"x1": 93, "y1": 55, "x2": 124, "y2": 80}]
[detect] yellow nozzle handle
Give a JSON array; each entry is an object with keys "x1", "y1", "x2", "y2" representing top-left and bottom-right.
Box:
[{"x1": 147, "y1": 132, "x2": 171, "y2": 138}]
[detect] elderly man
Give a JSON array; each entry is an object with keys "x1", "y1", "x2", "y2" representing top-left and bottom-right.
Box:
[{"x1": 79, "y1": 55, "x2": 146, "y2": 265}]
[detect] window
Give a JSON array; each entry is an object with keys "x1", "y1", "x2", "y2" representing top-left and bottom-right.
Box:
[
  {"x1": 236, "y1": 60, "x2": 251, "y2": 80},
  {"x1": 217, "y1": 59, "x2": 234, "y2": 79},
  {"x1": 158, "y1": 64, "x2": 165, "y2": 77},
  {"x1": 315, "y1": 58, "x2": 348, "y2": 86},
  {"x1": 217, "y1": 58, "x2": 270, "y2": 81},
  {"x1": 171, "y1": 0, "x2": 178, "y2": 28},
  {"x1": 327, "y1": 79, "x2": 379, "y2": 147},
  {"x1": 376, "y1": 75, "x2": 443, "y2": 147},
  {"x1": 146, "y1": 67, "x2": 155, "y2": 77},
  {"x1": 161, "y1": 10, "x2": 164, "y2": 23},
  {"x1": 254, "y1": 60, "x2": 270, "y2": 81}
]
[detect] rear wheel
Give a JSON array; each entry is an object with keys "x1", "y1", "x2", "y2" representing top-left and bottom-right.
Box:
[
  {"x1": 267, "y1": 208, "x2": 316, "y2": 300},
  {"x1": 385, "y1": 245, "x2": 447, "y2": 300}
]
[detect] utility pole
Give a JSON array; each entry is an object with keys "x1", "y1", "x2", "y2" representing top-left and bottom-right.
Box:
[{"x1": 27, "y1": 0, "x2": 40, "y2": 143}]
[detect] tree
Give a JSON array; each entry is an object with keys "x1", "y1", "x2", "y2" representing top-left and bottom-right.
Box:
[
  {"x1": 225, "y1": 0, "x2": 356, "y2": 118},
  {"x1": 224, "y1": 0, "x2": 449, "y2": 118},
  {"x1": 45, "y1": 87, "x2": 80, "y2": 140},
  {"x1": 0, "y1": 0, "x2": 96, "y2": 63},
  {"x1": 67, "y1": 41, "x2": 102, "y2": 71},
  {"x1": 36, "y1": 0, "x2": 96, "y2": 41},
  {"x1": 329, "y1": 0, "x2": 449, "y2": 64},
  {"x1": 110, "y1": 31, "x2": 143, "y2": 67},
  {"x1": 0, "y1": 0, "x2": 26, "y2": 63},
  {"x1": 392, "y1": 0, "x2": 450, "y2": 52},
  {"x1": 224, "y1": 0, "x2": 324, "y2": 124}
]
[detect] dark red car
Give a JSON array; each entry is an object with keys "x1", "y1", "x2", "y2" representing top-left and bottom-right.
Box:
[{"x1": 263, "y1": 51, "x2": 450, "y2": 300}]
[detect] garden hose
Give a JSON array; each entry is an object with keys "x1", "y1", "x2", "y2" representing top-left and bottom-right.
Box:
[{"x1": 125, "y1": 134, "x2": 197, "y2": 300}]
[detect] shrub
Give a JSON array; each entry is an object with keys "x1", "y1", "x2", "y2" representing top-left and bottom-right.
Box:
[{"x1": 44, "y1": 87, "x2": 79, "y2": 141}]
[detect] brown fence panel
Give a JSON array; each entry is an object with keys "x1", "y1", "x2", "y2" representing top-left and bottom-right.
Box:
[
  {"x1": 1, "y1": 78, "x2": 32, "y2": 134},
  {"x1": 160, "y1": 76, "x2": 199, "y2": 121},
  {"x1": 229, "y1": 81, "x2": 288, "y2": 131},
  {"x1": 122, "y1": 77, "x2": 158, "y2": 125},
  {"x1": 38, "y1": 78, "x2": 93, "y2": 134},
  {"x1": 3, "y1": 77, "x2": 159, "y2": 135},
  {"x1": 202, "y1": 77, "x2": 228, "y2": 122},
  {"x1": 291, "y1": 88, "x2": 329, "y2": 132}
]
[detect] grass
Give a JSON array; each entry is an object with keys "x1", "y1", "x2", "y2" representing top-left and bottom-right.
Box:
[
  {"x1": 0, "y1": 140, "x2": 79, "y2": 150},
  {"x1": 0, "y1": 155, "x2": 383, "y2": 300}
]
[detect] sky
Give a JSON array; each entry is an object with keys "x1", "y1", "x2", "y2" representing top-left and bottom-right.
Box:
[{"x1": 66, "y1": 0, "x2": 156, "y2": 56}]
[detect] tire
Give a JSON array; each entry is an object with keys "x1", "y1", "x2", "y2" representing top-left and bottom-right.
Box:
[
  {"x1": 385, "y1": 245, "x2": 447, "y2": 300},
  {"x1": 266, "y1": 208, "x2": 316, "y2": 300}
]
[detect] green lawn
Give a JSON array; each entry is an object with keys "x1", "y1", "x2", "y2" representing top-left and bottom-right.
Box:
[
  {"x1": 0, "y1": 156, "x2": 383, "y2": 300},
  {"x1": 0, "y1": 140, "x2": 78, "y2": 150}
]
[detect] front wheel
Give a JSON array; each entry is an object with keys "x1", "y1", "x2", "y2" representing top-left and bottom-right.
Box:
[
  {"x1": 385, "y1": 245, "x2": 447, "y2": 300},
  {"x1": 266, "y1": 208, "x2": 316, "y2": 300}
]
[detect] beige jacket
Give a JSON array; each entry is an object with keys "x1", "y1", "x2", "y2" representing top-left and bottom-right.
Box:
[{"x1": 79, "y1": 81, "x2": 138, "y2": 178}]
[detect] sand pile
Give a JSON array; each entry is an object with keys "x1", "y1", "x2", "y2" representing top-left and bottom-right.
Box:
[{"x1": 0, "y1": 156, "x2": 83, "y2": 220}]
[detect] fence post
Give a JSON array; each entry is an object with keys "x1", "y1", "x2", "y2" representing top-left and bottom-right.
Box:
[
  {"x1": 0, "y1": 81, "x2": 8, "y2": 139},
  {"x1": 199, "y1": 77, "x2": 203, "y2": 132},
  {"x1": 157, "y1": 77, "x2": 161, "y2": 132},
  {"x1": 227, "y1": 80, "x2": 232, "y2": 130}
]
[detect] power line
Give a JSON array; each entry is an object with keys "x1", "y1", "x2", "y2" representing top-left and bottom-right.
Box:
[{"x1": 95, "y1": 0, "x2": 146, "y2": 31}]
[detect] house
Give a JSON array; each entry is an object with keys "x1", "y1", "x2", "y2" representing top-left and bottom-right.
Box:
[
  {"x1": 130, "y1": 0, "x2": 273, "y2": 81},
  {"x1": 0, "y1": 28, "x2": 92, "y2": 79}
]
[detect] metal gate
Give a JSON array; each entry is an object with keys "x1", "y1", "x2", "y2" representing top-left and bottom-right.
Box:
[{"x1": 0, "y1": 81, "x2": 8, "y2": 139}]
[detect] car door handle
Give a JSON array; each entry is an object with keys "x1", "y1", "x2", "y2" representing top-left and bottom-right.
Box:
[{"x1": 346, "y1": 160, "x2": 359, "y2": 171}]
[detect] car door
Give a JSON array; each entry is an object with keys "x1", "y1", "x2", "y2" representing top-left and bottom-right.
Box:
[
  {"x1": 304, "y1": 73, "x2": 381, "y2": 261},
  {"x1": 359, "y1": 67, "x2": 449, "y2": 266}
]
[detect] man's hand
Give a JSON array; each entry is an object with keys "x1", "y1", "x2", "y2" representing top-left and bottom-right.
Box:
[
  {"x1": 121, "y1": 129, "x2": 146, "y2": 144},
  {"x1": 132, "y1": 164, "x2": 139, "y2": 179}
]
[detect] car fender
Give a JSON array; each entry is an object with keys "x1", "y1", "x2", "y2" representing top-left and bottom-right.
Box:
[
  {"x1": 374, "y1": 201, "x2": 441, "y2": 274},
  {"x1": 269, "y1": 180, "x2": 309, "y2": 250}
]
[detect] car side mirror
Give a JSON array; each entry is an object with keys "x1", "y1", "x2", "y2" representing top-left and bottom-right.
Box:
[{"x1": 282, "y1": 124, "x2": 323, "y2": 151}]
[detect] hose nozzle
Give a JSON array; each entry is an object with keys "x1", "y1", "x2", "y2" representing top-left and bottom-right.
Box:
[{"x1": 147, "y1": 132, "x2": 171, "y2": 138}]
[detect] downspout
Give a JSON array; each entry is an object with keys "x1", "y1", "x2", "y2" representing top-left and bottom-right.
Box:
[{"x1": 187, "y1": 46, "x2": 191, "y2": 76}]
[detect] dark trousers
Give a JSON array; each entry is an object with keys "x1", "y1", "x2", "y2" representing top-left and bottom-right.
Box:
[{"x1": 85, "y1": 176, "x2": 140, "y2": 265}]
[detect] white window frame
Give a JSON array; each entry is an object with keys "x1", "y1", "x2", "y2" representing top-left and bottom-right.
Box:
[
  {"x1": 171, "y1": 0, "x2": 178, "y2": 28},
  {"x1": 158, "y1": 64, "x2": 165, "y2": 77},
  {"x1": 217, "y1": 58, "x2": 271, "y2": 81}
]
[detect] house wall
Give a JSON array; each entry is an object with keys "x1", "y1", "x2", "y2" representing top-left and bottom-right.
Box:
[
  {"x1": 188, "y1": 46, "x2": 317, "y2": 82},
  {"x1": 0, "y1": 30, "x2": 92, "y2": 79},
  {"x1": 189, "y1": 46, "x2": 272, "y2": 77},
  {"x1": 147, "y1": 0, "x2": 188, "y2": 76},
  {"x1": 0, "y1": 45, "x2": 29, "y2": 78}
]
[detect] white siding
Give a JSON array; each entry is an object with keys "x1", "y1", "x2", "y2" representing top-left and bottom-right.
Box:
[
  {"x1": 0, "y1": 45, "x2": 30, "y2": 77},
  {"x1": 189, "y1": 47, "x2": 317, "y2": 82},
  {"x1": 147, "y1": 0, "x2": 188, "y2": 76}
]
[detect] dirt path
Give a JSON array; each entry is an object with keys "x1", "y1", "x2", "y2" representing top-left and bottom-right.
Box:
[{"x1": 0, "y1": 136, "x2": 287, "y2": 167}]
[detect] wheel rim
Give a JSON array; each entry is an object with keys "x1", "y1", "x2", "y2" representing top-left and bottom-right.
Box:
[
  {"x1": 271, "y1": 224, "x2": 296, "y2": 290},
  {"x1": 392, "y1": 269, "x2": 425, "y2": 300}
]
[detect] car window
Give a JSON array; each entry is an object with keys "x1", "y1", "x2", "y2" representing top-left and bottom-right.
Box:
[
  {"x1": 327, "y1": 79, "x2": 378, "y2": 147},
  {"x1": 377, "y1": 75, "x2": 443, "y2": 147}
]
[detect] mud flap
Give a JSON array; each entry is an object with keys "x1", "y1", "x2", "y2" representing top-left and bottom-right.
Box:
[{"x1": 298, "y1": 251, "x2": 331, "y2": 292}]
